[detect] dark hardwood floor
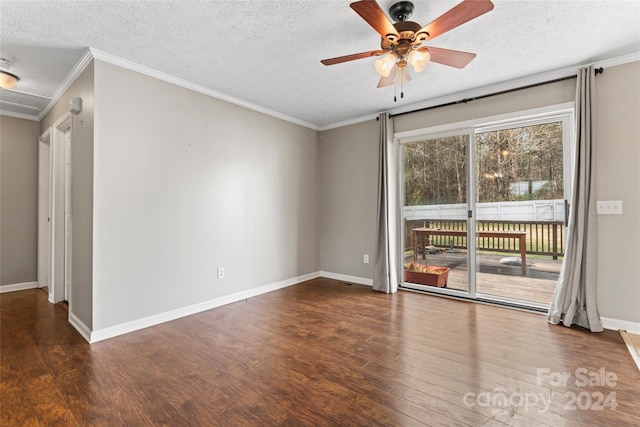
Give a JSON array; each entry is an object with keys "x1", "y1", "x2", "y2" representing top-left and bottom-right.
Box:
[{"x1": 2, "y1": 278, "x2": 639, "y2": 426}]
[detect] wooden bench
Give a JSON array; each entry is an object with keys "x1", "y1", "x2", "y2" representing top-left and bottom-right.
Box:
[{"x1": 412, "y1": 228, "x2": 528, "y2": 276}]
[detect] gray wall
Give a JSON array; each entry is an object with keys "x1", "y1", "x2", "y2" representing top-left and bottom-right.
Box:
[
  {"x1": 594, "y1": 61, "x2": 640, "y2": 325},
  {"x1": 92, "y1": 60, "x2": 319, "y2": 330},
  {"x1": 0, "y1": 116, "x2": 40, "y2": 286},
  {"x1": 318, "y1": 120, "x2": 379, "y2": 280},
  {"x1": 318, "y1": 62, "x2": 640, "y2": 325},
  {"x1": 40, "y1": 61, "x2": 94, "y2": 329}
]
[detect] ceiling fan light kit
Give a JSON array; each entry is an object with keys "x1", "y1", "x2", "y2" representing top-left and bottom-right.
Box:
[
  {"x1": 375, "y1": 53, "x2": 396, "y2": 77},
  {"x1": 407, "y1": 48, "x2": 430, "y2": 72},
  {"x1": 321, "y1": 0, "x2": 494, "y2": 100}
]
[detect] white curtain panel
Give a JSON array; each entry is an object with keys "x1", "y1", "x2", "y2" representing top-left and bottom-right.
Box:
[
  {"x1": 373, "y1": 113, "x2": 400, "y2": 294},
  {"x1": 547, "y1": 66, "x2": 603, "y2": 332}
]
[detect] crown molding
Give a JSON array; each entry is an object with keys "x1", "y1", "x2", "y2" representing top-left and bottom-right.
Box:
[
  {"x1": 0, "y1": 110, "x2": 39, "y2": 121},
  {"x1": 1, "y1": 99, "x2": 42, "y2": 111},
  {"x1": 38, "y1": 48, "x2": 94, "y2": 121},
  {"x1": 5, "y1": 88, "x2": 51, "y2": 99},
  {"x1": 29, "y1": 48, "x2": 640, "y2": 132},
  {"x1": 318, "y1": 113, "x2": 378, "y2": 132},
  {"x1": 594, "y1": 52, "x2": 640, "y2": 69},
  {"x1": 89, "y1": 48, "x2": 319, "y2": 131}
]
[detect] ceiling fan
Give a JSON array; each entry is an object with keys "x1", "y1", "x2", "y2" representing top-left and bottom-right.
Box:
[{"x1": 321, "y1": 0, "x2": 494, "y2": 99}]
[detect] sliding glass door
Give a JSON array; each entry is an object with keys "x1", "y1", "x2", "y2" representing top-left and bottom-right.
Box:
[
  {"x1": 402, "y1": 131, "x2": 473, "y2": 297},
  {"x1": 474, "y1": 118, "x2": 570, "y2": 308},
  {"x1": 400, "y1": 109, "x2": 572, "y2": 308}
]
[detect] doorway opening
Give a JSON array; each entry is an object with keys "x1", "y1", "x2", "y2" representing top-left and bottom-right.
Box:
[
  {"x1": 38, "y1": 113, "x2": 73, "y2": 305},
  {"x1": 37, "y1": 129, "x2": 52, "y2": 293}
]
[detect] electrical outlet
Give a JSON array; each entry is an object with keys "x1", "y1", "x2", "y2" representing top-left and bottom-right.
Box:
[
  {"x1": 363, "y1": 254, "x2": 369, "y2": 264},
  {"x1": 597, "y1": 200, "x2": 623, "y2": 215},
  {"x1": 217, "y1": 267, "x2": 225, "y2": 279}
]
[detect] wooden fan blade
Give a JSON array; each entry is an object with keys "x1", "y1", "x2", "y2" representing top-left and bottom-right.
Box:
[
  {"x1": 418, "y1": 0, "x2": 494, "y2": 41},
  {"x1": 350, "y1": 0, "x2": 400, "y2": 42},
  {"x1": 321, "y1": 50, "x2": 385, "y2": 66},
  {"x1": 377, "y1": 67, "x2": 396, "y2": 88},
  {"x1": 423, "y1": 46, "x2": 476, "y2": 69}
]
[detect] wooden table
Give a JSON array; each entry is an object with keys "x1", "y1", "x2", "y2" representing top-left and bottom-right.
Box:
[{"x1": 412, "y1": 228, "x2": 528, "y2": 276}]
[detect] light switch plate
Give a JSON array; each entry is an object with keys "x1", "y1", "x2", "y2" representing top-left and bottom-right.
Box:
[{"x1": 596, "y1": 200, "x2": 623, "y2": 215}]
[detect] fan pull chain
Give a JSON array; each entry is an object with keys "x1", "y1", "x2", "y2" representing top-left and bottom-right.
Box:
[{"x1": 393, "y1": 69, "x2": 397, "y2": 103}]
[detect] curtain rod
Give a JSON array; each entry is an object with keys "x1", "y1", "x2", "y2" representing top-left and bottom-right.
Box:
[{"x1": 387, "y1": 67, "x2": 604, "y2": 119}]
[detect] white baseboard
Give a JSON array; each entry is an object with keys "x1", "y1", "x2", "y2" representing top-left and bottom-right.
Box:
[
  {"x1": 320, "y1": 271, "x2": 373, "y2": 286},
  {"x1": 66, "y1": 269, "x2": 640, "y2": 343},
  {"x1": 601, "y1": 317, "x2": 640, "y2": 335},
  {"x1": 0, "y1": 281, "x2": 38, "y2": 293},
  {"x1": 69, "y1": 312, "x2": 92, "y2": 342},
  {"x1": 89, "y1": 271, "x2": 321, "y2": 343}
]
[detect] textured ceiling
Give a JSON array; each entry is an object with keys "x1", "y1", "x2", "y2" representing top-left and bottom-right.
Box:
[{"x1": 1, "y1": 1, "x2": 639, "y2": 128}]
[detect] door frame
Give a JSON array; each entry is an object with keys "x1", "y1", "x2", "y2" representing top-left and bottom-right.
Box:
[
  {"x1": 398, "y1": 127, "x2": 477, "y2": 300},
  {"x1": 473, "y1": 112, "x2": 573, "y2": 309},
  {"x1": 396, "y1": 103, "x2": 575, "y2": 307},
  {"x1": 45, "y1": 112, "x2": 73, "y2": 304},
  {"x1": 37, "y1": 128, "x2": 53, "y2": 292},
  {"x1": 63, "y1": 128, "x2": 72, "y2": 302}
]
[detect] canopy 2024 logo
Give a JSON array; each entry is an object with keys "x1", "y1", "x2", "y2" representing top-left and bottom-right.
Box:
[
  {"x1": 462, "y1": 367, "x2": 618, "y2": 415},
  {"x1": 537, "y1": 367, "x2": 617, "y2": 411}
]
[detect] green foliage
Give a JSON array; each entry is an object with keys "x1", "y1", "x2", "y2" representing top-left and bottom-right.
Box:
[
  {"x1": 403, "y1": 122, "x2": 564, "y2": 205},
  {"x1": 403, "y1": 135, "x2": 467, "y2": 206}
]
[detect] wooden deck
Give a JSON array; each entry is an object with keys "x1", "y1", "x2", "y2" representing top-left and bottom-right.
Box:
[{"x1": 406, "y1": 251, "x2": 561, "y2": 305}]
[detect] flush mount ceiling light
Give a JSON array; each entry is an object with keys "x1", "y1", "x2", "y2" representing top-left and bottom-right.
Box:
[
  {"x1": 0, "y1": 58, "x2": 19, "y2": 89},
  {"x1": 0, "y1": 70, "x2": 19, "y2": 89},
  {"x1": 321, "y1": 0, "x2": 494, "y2": 102}
]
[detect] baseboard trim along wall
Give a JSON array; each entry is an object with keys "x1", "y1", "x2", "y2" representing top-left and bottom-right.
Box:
[
  {"x1": 601, "y1": 317, "x2": 640, "y2": 335},
  {"x1": 89, "y1": 271, "x2": 321, "y2": 343},
  {"x1": 69, "y1": 312, "x2": 92, "y2": 342},
  {"x1": 0, "y1": 281, "x2": 38, "y2": 293},
  {"x1": 79, "y1": 271, "x2": 640, "y2": 343},
  {"x1": 319, "y1": 271, "x2": 373, "y2": 287}
]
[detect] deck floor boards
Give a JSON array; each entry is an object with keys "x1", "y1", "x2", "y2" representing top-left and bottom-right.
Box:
[{"x1": 407, "y1": 251, "x2": 560, "y2": 304}]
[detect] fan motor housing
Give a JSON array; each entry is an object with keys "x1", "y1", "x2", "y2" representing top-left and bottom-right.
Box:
[
  {"x1": 381, "y1": 21, "x2": 428, "y2": 52},
  {"x1": 394, "y1": 20, "x2": 422, "y2": 34}
]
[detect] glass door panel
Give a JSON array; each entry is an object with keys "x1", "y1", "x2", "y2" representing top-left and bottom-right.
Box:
[
  {"x1": 402, "y1": 134, "x2": 470, "y2": 294},
  {"x1": 474, "y1": 121, "x2": 566, "y2": 307}
]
